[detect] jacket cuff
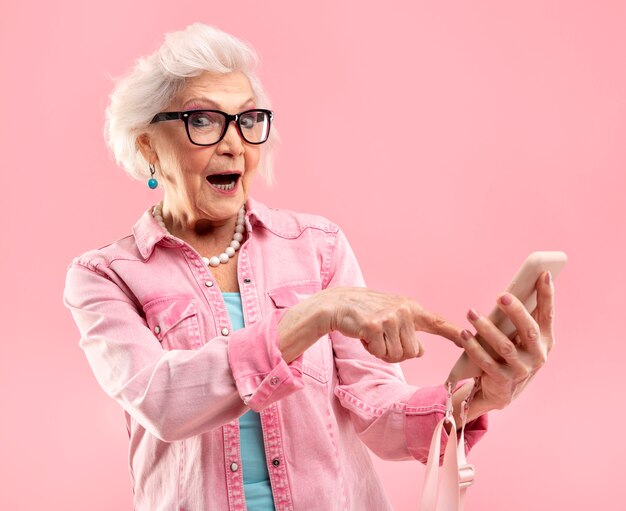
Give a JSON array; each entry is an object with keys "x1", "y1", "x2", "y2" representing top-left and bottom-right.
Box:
[
  {"x1": 228, "y1": 308, "x2": 305, "y2": 412},
  {"x1": 404, "y1": 379, "x2": 489, "y2": 465}
]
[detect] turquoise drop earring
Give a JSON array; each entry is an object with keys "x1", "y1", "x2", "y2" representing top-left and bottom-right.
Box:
[{"x1": 148, "y1": 163, "x2": 158, "y2": 189}]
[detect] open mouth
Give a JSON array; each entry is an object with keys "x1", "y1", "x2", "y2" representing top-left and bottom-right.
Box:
[{"x1": 206, "y1": 173, "x2": 241, "y2": 192}]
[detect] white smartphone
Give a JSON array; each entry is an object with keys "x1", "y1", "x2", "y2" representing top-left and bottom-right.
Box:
[{"x1": 446, "y1": 251, "x2": 567, "y2": 387}]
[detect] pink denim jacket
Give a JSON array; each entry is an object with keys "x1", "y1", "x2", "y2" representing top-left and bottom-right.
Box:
[{"x1": 63, "y1": 197, "x2": 488, "y2": 511}]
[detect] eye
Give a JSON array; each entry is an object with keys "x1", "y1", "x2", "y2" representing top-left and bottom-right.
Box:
[
  {"x1": 239, "y1": 114, "x2": 255, "y2": 130},
  {"x1": 188, "y1": 111, "x2": 221, "y2": 129}
]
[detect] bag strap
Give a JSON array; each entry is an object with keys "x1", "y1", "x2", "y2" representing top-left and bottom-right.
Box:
[{"x1": 419, "y1": 377, "x2": 481, "y2": 511}]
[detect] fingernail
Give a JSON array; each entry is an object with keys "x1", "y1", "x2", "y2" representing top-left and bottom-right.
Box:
[
  {"x1": 545, "y1": 271, "x2": 552, "y2": 285},
  {"x1": 467, "y1": 308, "x2": 480, "y2": 321},
  {"x1": 500, "y1": 293, "x2": 512, "y2": 306},
  {"x1": 461, "y1": 329, "x2": 473, "y2": 342}
]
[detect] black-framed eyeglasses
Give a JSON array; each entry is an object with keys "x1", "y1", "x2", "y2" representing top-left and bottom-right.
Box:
[{"x1": 150, "y1": 108, "x2": 273, "y2": 146}]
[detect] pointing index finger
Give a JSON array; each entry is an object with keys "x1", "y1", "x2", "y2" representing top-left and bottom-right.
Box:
[{"x1": 414, "y1": 307, "x2": 463, "y2": 348}]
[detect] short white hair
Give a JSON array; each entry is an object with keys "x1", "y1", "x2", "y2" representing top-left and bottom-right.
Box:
[{"x1": 104, "y1": 23, "x2": 279, "y2": 185}]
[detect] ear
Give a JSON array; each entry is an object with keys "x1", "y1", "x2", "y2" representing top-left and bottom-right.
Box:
[{"x1": 136, "y1": 132, "x2": 158, "y2": 166}]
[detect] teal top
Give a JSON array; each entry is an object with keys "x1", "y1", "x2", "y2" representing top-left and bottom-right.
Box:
[{"x1": 223, "y1": 292, "x2": 276, "y2": 511}]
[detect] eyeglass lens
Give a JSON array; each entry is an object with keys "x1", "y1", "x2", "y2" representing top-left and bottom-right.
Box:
[{"x1": 187, "y1": 110, "x2": 270, "y2": 145}]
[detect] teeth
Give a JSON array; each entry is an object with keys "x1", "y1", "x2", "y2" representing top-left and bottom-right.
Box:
[{"x1": 213, "y1": 181, "x2": 236, "y2": 191}]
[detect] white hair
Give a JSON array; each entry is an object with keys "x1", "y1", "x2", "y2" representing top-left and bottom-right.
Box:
[{"x1": 104, "y1": 23, "x2": 279, "y2": 185}]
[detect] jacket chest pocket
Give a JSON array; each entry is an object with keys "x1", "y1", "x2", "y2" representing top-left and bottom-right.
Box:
[
  {"x1": 267, "y1": 281, "x2": 329, "y2": 384},
  {"x1": 143, "y1": 296, "x2": 202, "y2": 350}
]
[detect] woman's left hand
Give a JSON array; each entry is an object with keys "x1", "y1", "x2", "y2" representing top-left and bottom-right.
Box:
[{"x1": 460, "y1": 270, "x2": 556, "y2": 410}]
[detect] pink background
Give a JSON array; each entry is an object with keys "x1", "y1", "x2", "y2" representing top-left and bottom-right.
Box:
[{"x1": 1, "y1": 1, "x2": 623, "y2": 509}]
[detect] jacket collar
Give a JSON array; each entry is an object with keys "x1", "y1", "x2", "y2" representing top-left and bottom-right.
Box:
[{"x1": 132, "y1": 196, "x2": 272, "y2": 260}]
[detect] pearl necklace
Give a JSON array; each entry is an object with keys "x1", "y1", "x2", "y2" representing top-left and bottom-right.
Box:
[{"x1": 152, "y1": 201, "x2": 245, "y2": 267}]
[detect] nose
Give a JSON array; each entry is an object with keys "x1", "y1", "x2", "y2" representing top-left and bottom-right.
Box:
[{"x1": 216, "y1": 118, "x2": 245, "y2": 155}]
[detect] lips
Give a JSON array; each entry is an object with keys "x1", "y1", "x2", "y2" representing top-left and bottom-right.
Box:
[
  {"x1": 206, "y1": 171, "x2": 242, "y2": 184},
  {"x1": 206, "y1": 171, "x2": 242, "y2": 193}
]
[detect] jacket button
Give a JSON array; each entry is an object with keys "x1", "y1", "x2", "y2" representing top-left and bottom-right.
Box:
[
  {"x1": 270, "y1": 376, "x2": 279, "y2": 385},
  {"x1": 244, "y1": 278, "x2": 251, "y2": 284},
  {"x1": 154, "y1": 325, "x2": 161, "y2": 335},
  {"x1": 230, "y1": 462, "x2": 239, "y2": 471},
  {"x1": 205, "y1": 280, "x2": 214, "y2": 287},
  {"x1": 221, "y1": 328, "x2": 230, "y2": 336},
  {"x1": 272, "y1": 458, "x2": 280, "y2": 466}
]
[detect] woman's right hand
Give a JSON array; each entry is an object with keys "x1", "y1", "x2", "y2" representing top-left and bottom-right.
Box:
[
  {"x1": 320, "y1": 287, "x2": 463, "y2": 363},
  {"x1": 279, "y1": 287, "x2": 464, "y2": 364}
]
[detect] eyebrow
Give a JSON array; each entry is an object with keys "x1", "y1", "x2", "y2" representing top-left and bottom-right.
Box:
[{"x1": 181, "y1": 97, "x2": 256, "y2": 110}]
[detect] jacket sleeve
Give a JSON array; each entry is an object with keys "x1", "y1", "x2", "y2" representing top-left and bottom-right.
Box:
[
  {"x1": 63, "y1": 261, "x2": 305, "y2": 443},
  {"x1": 322, "y1": 228, "x2": 488, "y2": 465}
]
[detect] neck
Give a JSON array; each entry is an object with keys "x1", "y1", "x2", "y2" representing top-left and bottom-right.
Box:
[
  {"x1": 152, "y1": 201, "x2": 246, "y2": 267},
  {"x1": 161, "y1": 203, "x2": 237, "y2": 243}
]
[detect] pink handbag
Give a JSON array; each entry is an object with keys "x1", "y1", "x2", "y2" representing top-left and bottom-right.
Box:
[{"x1": 419, "y1": 377, "x2": 481, "y2": 511}]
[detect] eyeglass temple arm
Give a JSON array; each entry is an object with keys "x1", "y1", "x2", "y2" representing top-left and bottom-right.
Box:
[{"x1": 150, "y1": 112, "x2": 183, "y2": 124}]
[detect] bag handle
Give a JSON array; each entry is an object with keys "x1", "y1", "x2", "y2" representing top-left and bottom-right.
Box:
[{"x1": 419, "y1": 377, "x2": 481, "y2": 511}]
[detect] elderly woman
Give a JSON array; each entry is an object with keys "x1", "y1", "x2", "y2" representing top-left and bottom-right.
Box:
[{"x1": 63, "y1": 23, "x2": 555, "y2": 511}]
